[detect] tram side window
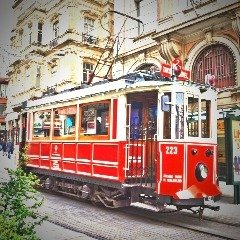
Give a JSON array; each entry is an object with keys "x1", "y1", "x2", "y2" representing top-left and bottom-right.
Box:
[
  {"x1": 33, "y1": 110, "x2": 51, "y2": 138},
  {"x1": 162, "y1": 93, "x2": 171, "y2": 139},
  {"x1": 80, "y1": 102, "x2": 109, "y2": 136},
  {"x1": 53, "y1": 106, "x2": 76, "y2": 138},
  {"x1": 187, "y1": 97, "x2": 199, "y2": 137},
  {"x1": 201, "y1": 99, "x2": 211, "y2": 138}
]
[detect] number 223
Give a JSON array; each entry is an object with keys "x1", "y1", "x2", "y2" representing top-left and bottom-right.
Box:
[{"x1": 166, "y1": 146, "x2": 178, "y2": 154}]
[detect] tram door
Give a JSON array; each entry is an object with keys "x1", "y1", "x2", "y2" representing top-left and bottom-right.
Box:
[
  {"x1": 20, "y1": 113, "x2": 27, "y2": 151},
  {"x1": 126, "y1": 92, "x2": 158, "y2": 187}
]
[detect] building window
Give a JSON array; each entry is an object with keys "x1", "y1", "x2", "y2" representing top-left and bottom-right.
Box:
[
  {"x1": 36, "y1": 66, "x2": 41, "y2": 87},
  {"x1": 53, "y1": 20, "x2": 59, "y2": 38},
  {"x1": 49, "y1": 59, "x2": 58, "y2": 75},
  {"x1": 0, "y1": 84, "x2": 7, "y2": 98},
  {"x1": 135, "y1": 0, "x2": 143, "y2": 17},
  {"x1": 83, "y1": 62, "x2": 94, "y2": 83},
  {"x1": 134, "y1": 0, "x2": 143, "y2": 35},
  {"x1": 17, "y1": 72, "x2": 21, "y2": 82},
  {"x1": 38, "y1": 22, "x2": 43, "y2": 44},
  {"x1": 19, "y1": 31, "x2": 23, "y2": 46},
  {"x1": 84, "y1": 17, "x2": 94, "y2": 34},
  {"x1": 187, "y1": 0, "x2": 212, "y2": 7},
  {"x1": 83, "y1": 17, "x2": 97, "y2": 44},
  {"x1": 25, "y1": 67, "x2": 30, "y2": 80},
  {"x1": 29, "y1": 31, "x2": 32, "y2": 45},
  {"x1": 0, "y1": 105, "x2": 6, "y2": 115},
  {"x1": 192, "y1": 44, "x2": 236, "y2": 89}
]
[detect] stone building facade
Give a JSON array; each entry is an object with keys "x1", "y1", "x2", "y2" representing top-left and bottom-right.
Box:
[
  {"x1": 112, "y1": 0, "x2": 240, "y2": 178},
  {"x1": 0, "y1": 77, "x2": 8, "y2": 133},
  {"x1": 5, "y1": 0, "x2": 240, "y2": 178},
  {"x1": 6, "y1": 0, "x2": 114, "y2": 142}
]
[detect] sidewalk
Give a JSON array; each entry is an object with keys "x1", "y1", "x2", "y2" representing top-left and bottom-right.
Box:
[
  {"x1": 0, "y1": 151, "x2": 94, "y2": 240},
  {"x1": 1, "y1": 152, "x2": 239, "y2": 239},
  {"x1": 219, "y1": 181, "x2": 235, "y2": 198},
  {"x1": 35, "y1": 221, "x2": 94, "y2": 240}
]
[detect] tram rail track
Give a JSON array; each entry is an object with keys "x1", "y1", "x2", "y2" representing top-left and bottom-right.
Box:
[
  {"x1": 121, "y1": 206, "x2": 240, "y2": 240},
  {"x1": 39, "y1": 190, "x2": 239, "y2": 240}
]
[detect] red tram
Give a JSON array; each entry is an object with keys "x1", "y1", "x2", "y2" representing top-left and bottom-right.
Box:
[{"x1": 23, "y1": 72, "x2": 221, "y2": 213}]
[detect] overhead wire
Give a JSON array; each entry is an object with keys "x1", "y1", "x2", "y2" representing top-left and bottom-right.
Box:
[
  {"x1": 86, "y1": 0, "x2": 157, "y2": 38},
  {"x1": 86, "y1": 0, "x2": 158, "y2": 81}
]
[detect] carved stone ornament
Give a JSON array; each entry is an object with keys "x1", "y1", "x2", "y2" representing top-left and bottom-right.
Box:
[
  {"x1": 28, "y1": 21, "x2": 32, "y2": 28},
  {"x1": 205, "y1": 31, "x2": 213, "y2": 44},
  {"x1": 232, "y1": 10, "x2": 240, "y2": 38},
  {"x1": 159, "y1": 38, "x2": 181, "y2": 63},
  {"x1": 18, "y1": 28, "x2": 23, "y2": 34}
]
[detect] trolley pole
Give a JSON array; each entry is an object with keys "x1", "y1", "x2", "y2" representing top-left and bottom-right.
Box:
[{"x1": 233, "y1": 185, "x2": 240, "y2": 204}]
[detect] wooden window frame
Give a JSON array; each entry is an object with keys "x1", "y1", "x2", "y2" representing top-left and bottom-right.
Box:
[
  {"x1": 52, "y1": 105, "x2": 77, "y2": 141},
  {"x1": 79, "y1": 100, "x2": 110, "y2": 141}
]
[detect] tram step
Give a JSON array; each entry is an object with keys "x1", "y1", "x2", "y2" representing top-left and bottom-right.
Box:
[{"x1": 130, "y1": 202, "x2": 160, "y2": 212}]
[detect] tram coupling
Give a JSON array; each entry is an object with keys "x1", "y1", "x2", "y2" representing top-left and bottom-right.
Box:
[{"x1": 204, "y1": 204, "x2": 220, "y2": 211}]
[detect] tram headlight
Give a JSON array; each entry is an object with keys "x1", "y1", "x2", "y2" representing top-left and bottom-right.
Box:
[
  {"x1": 195, "y1": 163, "x2": 208, "y2": 181},
  {"x1": 191, "y1": 148, "x2": 198, "y2": 155},
  {"x1": 205, "y1": 149, "x2": 213, "y2": 157}
]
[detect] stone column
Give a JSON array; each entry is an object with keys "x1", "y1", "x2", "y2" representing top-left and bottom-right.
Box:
[{"x1": 232, "y1": 10, "x2": 240, "y2": 45}]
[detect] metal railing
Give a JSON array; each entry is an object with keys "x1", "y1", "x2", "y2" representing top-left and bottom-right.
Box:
[{"x1": 82, "y1": 33, "x2": 98, "y2": 45}]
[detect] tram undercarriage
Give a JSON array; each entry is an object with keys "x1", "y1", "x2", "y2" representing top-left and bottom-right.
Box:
[{"x1": 30, "y1": 165, "x2": 219, "y2": 219}]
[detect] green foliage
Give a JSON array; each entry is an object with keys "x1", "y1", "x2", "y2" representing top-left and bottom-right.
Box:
[
  {"x1": 0, "y1": 167, "x2": 47, "y2": 240},
  {"x1": 18, "y1": 145, "x2": 29, "y2": 168},
  {"x1": 0, "y1": 214, "x2": 25, "y2": 240}
]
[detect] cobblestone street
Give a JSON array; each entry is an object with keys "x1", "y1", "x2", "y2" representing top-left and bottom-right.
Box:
[{"x1": 1, "y1": 152, "x2": 240, "y2": 240}]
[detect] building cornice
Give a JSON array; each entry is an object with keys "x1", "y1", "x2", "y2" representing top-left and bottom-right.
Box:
[
  {"x1": 12, "y1": 0, "x2": 24, "y2": 9},
  {"x1": 152, "y1": 2, "x2": 240, "y2": 40},
  {"x1": 0, "y1": 77, "x2": 9, "y2": 84}
]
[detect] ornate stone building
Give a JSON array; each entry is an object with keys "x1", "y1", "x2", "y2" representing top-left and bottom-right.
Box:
[
  {"x1": 5, "y1": 0, "x2": 240, "y2": 177},
  {"x1": 113, "y1": 0, "x2": 240, "y2": 178},
  {"x1": 6, "y1": 0, "x2": 114, "y2": 142},
  {"x1": 0, "y1": 77, "x2": 8, "y2": 134}
]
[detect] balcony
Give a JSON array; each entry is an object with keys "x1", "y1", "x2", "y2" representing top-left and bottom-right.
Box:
[
  {"x1": 50, "y1": 38, "x2": 58, "y2": 48},
  {"x1": 82, "y1": 33, "x2": 98, "y2": 45}
]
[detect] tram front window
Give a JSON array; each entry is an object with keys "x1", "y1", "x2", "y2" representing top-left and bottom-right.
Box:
[
  {"x1": 176, "y1": 92, "x2": 184, "y2": 139},
  {"x1": 201, "y1": 99, "x2": 211, "y2": 138},
  {"x1": 162, "y1": 93, "x2": 171, "y2": 139},
  {"x1": 187, "y1": 97, "x2": 199, "y2": 137}
]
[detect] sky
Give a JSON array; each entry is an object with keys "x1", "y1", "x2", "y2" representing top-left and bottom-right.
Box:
[{"x1": 0, "y1": 0, "x2": 14, "y2": 77}]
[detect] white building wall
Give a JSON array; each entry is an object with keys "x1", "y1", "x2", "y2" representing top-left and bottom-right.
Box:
[
  {"x1": 114, "y1": 0, "x2": 157, "y2": 55},
  {"x1": 6, "y1": 0, "x2": 114, "y2": 126}
]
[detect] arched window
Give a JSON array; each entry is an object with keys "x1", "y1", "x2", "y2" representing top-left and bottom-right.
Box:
[
  {"x1": 136, "y1": 63, "x2": 159, "y2": 73},
  {"x1": 192, "y1": 44, "x2": 236, "y2": 89}
]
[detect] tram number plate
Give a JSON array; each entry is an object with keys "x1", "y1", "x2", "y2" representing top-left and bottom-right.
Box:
[{"x1": 165, "y1": 146, "x2": 178, "y2": 155}]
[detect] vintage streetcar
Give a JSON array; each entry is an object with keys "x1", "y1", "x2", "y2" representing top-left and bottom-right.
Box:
[{"x1": 22, "y1": 71, "x2": 221, "y2": 215}]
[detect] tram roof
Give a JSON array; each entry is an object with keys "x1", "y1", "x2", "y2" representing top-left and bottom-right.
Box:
[{"x1": 26, "y1": 78, "x2": 214, "y2": 109}]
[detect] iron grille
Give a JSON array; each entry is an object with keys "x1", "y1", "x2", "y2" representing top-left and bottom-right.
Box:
[{"x1": 192, "y1": 44, "x2": 236, "y2": 89}]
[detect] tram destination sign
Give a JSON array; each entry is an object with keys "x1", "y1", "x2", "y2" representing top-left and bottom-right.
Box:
[
  {"x1": 225, "y1": 116, "x2": 240, "y2": 185},
  {"x1": 160, "y1": 58, "x2": 190, "y2": 81}
]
